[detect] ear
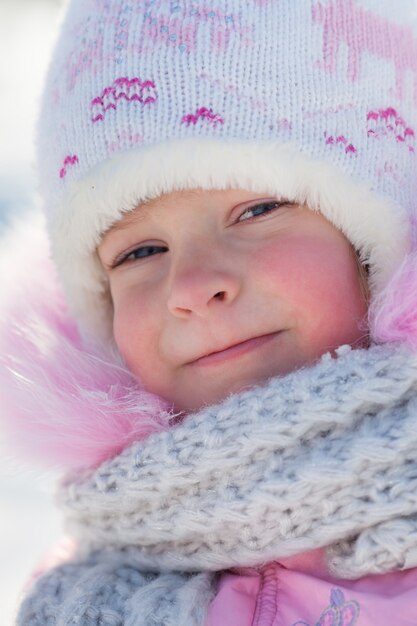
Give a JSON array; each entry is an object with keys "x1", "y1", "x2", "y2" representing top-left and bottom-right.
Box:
[{"x1": 369, "y1": 251, "x2": 417, "y2": 349}]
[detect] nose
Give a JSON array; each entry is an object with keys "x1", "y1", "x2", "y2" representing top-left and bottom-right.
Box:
[{"x1": 167, "y1": 252, "x2": 241, "y2": 318}]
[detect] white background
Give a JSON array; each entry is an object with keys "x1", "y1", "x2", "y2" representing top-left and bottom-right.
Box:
[{"x1": 0, "y1": 1, "x2": 64, "y2": 623}]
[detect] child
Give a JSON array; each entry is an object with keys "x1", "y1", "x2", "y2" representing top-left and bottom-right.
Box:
[{"x1": 3, "y1": 0, "x2": 417, "y2": 624}]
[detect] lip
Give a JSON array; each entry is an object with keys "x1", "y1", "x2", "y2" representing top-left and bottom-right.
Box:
[{"x1": 190, "y1": 332, "x2": 280, "y2": 366}]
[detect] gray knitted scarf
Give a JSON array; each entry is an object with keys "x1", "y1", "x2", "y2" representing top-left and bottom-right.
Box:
[{"x1": 18, "y1": 343, "x2": 417, "y2": 626}]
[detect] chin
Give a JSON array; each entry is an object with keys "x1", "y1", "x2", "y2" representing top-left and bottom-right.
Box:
[{"x1": 176, "y1": 375, "x2": 270, "y2": 414}]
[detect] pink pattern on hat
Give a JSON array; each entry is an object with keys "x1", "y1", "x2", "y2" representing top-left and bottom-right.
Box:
[
  {"x1": 313, "y1": 0, "x2": 417, "y2": 103},
  {"x1": 91, "y1": 77, "x2": 157, "y2": 123},
  {"x1": 64, "y1": 2, "x2": 139, "y2": 91},
  {"x1": 66, "y1": 24, "x2": 105, "y2": 92},
  {"x1": 59, "y1": 2, "x2": 257, "y2": 93},
  {"x1": 137, "y1": 4, "x2": 254, "y2": 54},
  {"x1": 325, "y1": 133, "x2": 357, "y2": 155},
  {"x1": 59, "y1": 155, "x2": 79, "y2": 179},
  {"x1": 140, "y1": 12, "x2": 198, "y2": 54},
  {"x1": 107, "y1": 131, "x2": 144, "y2": 156},
  {"x1": 181, "y1": 106, "x2": 224, "y2": 127},
  {"x1": 367, "y1": 107, "x2": 415, "y2": 153}
]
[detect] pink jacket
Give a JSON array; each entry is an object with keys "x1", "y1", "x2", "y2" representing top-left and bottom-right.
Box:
[
  {"x1": 206, "y1": 549, "x2": 417, "y2": 625},
  {"x1": 6, "y1": 222, "x2": 417, "y2": 626},
  {"x1": 31, "y1": 542, "x2": 417, "y2": 625}
]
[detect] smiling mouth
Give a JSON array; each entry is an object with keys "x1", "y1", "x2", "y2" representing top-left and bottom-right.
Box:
[{"x1": 190, "y1": 332, "x2": 280, "y2": 366}]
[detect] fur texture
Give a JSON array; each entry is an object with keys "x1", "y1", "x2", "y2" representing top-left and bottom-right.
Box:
[
  {"x1": 1, "y1": 213, "x2": 417, "y2": 473},
  {"x1": 45, "y1": 342, "x2": 417, "y2": 579},
  {"x1": 38, "y1": 0, "x2": 417, "y2": 341},
  {"x1": 16, "y1": 340, "x2": 417, "y2": 624},
  {"x1": 49, "y1": 138, "x2": 409, "y2": 340},
  {"x1": 369, "y1": 250, "x2": 417, "y2": 348},
  {"x1": 0, "y1": 214, "x2": 172, "y2": 471}
]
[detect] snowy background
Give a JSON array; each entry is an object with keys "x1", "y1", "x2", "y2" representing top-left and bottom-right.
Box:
[{"x1": 0, "y1": 1, "x2": 65, "y2": 623}]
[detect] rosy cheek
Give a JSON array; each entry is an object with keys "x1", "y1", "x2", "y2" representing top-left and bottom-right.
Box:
[
  {"x1": 113, "y1": 290, "x2": 153, "y2": 362},
  {"x1": 250, "y1": 235, "x2": 364, "y2": 334},
  {"x1": 250, "y1": 236, "x2": 328, "y2": 297}
]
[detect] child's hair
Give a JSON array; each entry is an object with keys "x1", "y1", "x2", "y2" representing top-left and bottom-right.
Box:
[
  {"x1": 355, "y1": 253, "x2": 371, "y2": 308},
  {"x1": 36, "y1": 0, "x2": 416, "y2": 347}
]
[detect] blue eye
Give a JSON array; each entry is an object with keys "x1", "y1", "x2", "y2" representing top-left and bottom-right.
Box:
[
  {"x1": 116, "y1": 245, "x2": 168, "y2": 267},
  {"x1": 238, "y1": 200, "x2": 289, "y2": 222}
]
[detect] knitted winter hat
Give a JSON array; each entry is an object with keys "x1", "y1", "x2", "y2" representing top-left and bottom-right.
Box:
[{"x1": 38, "y1": 0, "x2": 417, "y2": 341}]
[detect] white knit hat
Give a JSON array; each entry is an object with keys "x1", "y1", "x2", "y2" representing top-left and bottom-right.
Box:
[{"x1": 37, "y1": 0, "x2": 417, "y2": 340}]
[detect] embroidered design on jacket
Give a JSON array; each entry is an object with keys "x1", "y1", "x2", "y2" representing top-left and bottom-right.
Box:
[{"x1": 291, "y1": 588, "x2": 360, "y2": 626}]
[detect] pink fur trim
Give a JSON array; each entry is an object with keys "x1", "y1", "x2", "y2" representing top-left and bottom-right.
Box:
[
  {"x1": 369, "y1": 251, "x2": 417, "y2": 348},
  {"x1": 1, "y1": 213, "x2": 416, "y2": 473},
  {"x1": 0, "y1": 214, "x2": 172, "y2": 472}
]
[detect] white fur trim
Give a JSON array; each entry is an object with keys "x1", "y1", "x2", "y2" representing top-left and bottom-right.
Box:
[{"x1": 47, "y1": 138, "x2": 410, "y2": 340}]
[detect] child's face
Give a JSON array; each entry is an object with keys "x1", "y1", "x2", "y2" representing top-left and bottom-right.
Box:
[{"x1": 98, "y1": 189, "x2": 368, "y2": 413}]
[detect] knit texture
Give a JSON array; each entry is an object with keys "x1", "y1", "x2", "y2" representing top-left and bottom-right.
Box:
[
  {"x1": 17, "y1": 342, "x2": 417, "y2": 624},
  {"x1": 57, "y1": 343, "x2": 417, "y2": 578},
  {"x1": 37, "y1": 0, "x2": 417, "y2": 337},
  {"x1": 18, "y1": 550, "x2": 217, "y2": 626},
  {"x1": 41, "y1": 0, "x2": 417, "y2": 206}
]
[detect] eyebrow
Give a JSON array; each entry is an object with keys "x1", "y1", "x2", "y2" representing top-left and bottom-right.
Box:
[
  {"x1": 106, "y1": 189, "x2": 205, "y2": 235},
  {"x1": 107, "y1": 205, "x2": 151, "y2": 235}
]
